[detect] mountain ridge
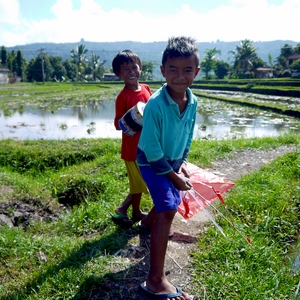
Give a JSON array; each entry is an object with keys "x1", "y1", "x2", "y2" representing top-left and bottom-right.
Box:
[{"x1": 7, "y1": 40, "x2": 299, "y2": 62}]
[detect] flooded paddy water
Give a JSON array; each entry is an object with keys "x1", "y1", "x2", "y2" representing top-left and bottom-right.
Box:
[
  {"x1": 194, "y1": 90, "x2": 300, "y2": 139},
  {"x1": 0, "y1": 87, "x2": 299, "y2": 140}
]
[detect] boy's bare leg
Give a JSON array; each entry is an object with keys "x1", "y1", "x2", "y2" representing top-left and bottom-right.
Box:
[
  {"x1": 115, "y1": 194, "x2": 132, "y2": 216},
  {"x1": 131, "y1": 193, "x2": 148, "y2": 222},
  {"x1": 140, "y1": 206, "x2": 157, "y2": 228},
  {"x1": 146, "y1": 209, "x2": 190, "y2": 300},
  {"x1": 115, "y1": 193, "x2": 147, "y2": 222}
]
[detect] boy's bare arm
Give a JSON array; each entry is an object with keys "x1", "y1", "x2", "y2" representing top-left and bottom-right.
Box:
[
  {"x1": 166, "y1": 170, "x2": 192, "y2": 191},
  {"x1": 179, "y1": 162, "x2": 190, "y2": 178}
]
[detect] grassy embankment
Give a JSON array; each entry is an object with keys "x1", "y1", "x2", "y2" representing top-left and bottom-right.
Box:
[
  {"x1": 0, "y1": 82, "x2": 299, "y2": 299},
  {"x1": 192, "y1": 77, "x2": 300, "y2": 97}
]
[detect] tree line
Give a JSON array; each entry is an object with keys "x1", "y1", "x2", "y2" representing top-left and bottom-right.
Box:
[
  {"x1": 200, "y1": 39, "x2": 300, "y2": 79},
  {"x1": 1, "y1": 39, "x2": 300, "y2": 82},
  {"x1": 0, "y1": 44, "x2": 154, "y2": 83}
]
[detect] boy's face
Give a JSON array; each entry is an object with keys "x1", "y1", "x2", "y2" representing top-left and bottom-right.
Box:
[
  {"x1": 160, "y1": 55, "x2": 200, "y2": 94},
  {"x1": 117, "y1": 61, "x2": 141, "y2": 86}
]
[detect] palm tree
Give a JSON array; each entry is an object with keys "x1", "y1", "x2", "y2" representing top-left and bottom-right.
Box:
[
  {"x1": 70, "y1": 44, "x2": 88, "y2": 81},
  {"x1": 88, "y1": 52, "x2": 106, "y2": 81},
  {"x1": 229, "y1": 39, "x2": 257, "y2": 76},
  {"x1": 200, "y1": 47, "x2": 221, "y2": 79},
  {"x1": 140, "y1": 61, "x2": 155, "y2": 81},
  {"x1": 268, "y1": 53, "x2": 274, "y2": 69}
]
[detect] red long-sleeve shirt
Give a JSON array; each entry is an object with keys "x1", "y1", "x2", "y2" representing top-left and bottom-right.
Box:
[{"x1": 114, "y1": 84, "x2": 152, "y2": 161}]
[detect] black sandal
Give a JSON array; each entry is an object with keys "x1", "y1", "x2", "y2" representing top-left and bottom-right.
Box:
[{"x1": 110, "y1": 213, "x2": 133, "y2": 227}]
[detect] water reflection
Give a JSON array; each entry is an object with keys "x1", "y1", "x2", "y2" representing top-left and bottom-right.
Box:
[
  {"x1": 194, "y1": 98, "x2": 299, "y2": 139},
  {"x1": 1, "y1": 101, "x2": 122, "y2": 140},
  {"x1": 0, "y1": 98, "x2": 299, "y2": 140}
]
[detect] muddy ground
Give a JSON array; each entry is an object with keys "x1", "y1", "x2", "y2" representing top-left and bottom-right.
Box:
[{"x1": 0, "y1": 145, "x2": 297, "y2": 299}]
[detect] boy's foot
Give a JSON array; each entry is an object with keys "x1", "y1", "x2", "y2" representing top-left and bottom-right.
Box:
[
  {"x1": 114, "y1": 207, "x2": 128, "y2": 217},
  {"x1": 139, "y1": 281, "x2": 191, "y2": 299}
]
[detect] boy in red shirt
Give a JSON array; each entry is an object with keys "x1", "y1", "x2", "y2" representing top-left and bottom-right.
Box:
[{"x1": 111, "y1": 50, "x2": 152, "y2": 226}]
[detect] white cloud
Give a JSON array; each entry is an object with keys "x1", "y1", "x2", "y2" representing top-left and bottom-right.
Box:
[
  {"x1": 197, "y1": 0, "x2": 300, "y2": 42},
  {"x1": 0, "y1": 0, "x2": 20, "y2": 25},
  {"x1": 1, "y1": 0, "x2": 299, "y2": 47},
  {"x1": 51, "y1": 0, "x2": 74, "y2": 18}
]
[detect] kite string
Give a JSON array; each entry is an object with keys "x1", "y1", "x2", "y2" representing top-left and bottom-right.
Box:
[
  {"x1": 186, "y1": 189, "x2": 226, "y2": 237},
  {"x1": 190, "y1": 187, "x2": 252, "y2": 245}
]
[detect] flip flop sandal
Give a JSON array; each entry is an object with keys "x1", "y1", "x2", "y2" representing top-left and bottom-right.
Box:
[
  {"x1": 110, "y1": 213, "x2": 133, "y2": 227},
  {"x1": 139, "y1": 282, "x2": 183, "y2": 299}
]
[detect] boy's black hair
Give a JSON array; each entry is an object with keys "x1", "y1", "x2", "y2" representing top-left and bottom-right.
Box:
[
  {"x1": 112, "y1": 50, "x2": 142, "y2": 75},
  {"x1": 161, "y1": 36, "x2": 200, "y2": 67}
]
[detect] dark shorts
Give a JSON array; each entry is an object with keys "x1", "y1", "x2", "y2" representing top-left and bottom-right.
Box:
[{"x1": 139, "y1": 165, "x2": 181, "y2": 213}]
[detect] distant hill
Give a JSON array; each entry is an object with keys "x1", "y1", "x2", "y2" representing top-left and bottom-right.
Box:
[{"x1": 6, "y1": 39, "x2": 299, "y2": 79}]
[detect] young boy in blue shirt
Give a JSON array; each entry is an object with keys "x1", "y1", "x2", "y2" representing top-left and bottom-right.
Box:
[{"x1": 137, "y1": 36, "x2": 200, "y2": 300}]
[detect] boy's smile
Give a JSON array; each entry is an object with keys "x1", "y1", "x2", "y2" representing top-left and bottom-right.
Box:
[
  {"x1": 160, "y1": 56, "x2": 200, "y2": 97},
  {"x1": 118, "y1": 62, "x2": 142, "y2": 90}
]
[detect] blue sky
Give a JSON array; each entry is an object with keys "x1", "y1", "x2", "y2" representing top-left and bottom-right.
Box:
[{"x1": 0, "y1": 0, "x2": 299, "y2": 47}]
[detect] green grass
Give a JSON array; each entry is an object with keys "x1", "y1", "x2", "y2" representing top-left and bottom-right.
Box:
[
  {"x1": 0, "y1": 135, "x2": 299, "y2": 299},
  {"x1": 189, "y1": 134, "x2": 299, "y2": 167},
  {"x1": 0, "y1": 83, "x2": 299, "y2": 299},
  {"x1": 191, "y1": 151, "x2": 300, "y2": 299}
]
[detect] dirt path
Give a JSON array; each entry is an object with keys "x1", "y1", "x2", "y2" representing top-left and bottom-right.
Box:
[{"x1": 102, "y1": 145, "x2": 297, "y2": 300}]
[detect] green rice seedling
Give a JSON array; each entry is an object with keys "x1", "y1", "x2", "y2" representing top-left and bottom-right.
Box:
[{"x1": 59, "y1": 123, "x2": 68, "y2": 130}]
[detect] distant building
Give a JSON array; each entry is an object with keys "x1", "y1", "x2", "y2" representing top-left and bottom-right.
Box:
[
  {"x1": 0, "y1": 66, "x2": 10, "y2": 84},
  {"x1": 255, "y1": 67, "x2": 273, "y2": 78},
  {"x1": 287, "y1": 52, "x2": 300, "y2": 66},
  {"x1": 103, "y1": 73, "x2": 120, "y2": 81}
]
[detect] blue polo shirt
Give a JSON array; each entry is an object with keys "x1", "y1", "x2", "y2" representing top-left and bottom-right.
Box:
[{"x1": 137, "y1": 84, "x2": 197, "y2": 175}]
